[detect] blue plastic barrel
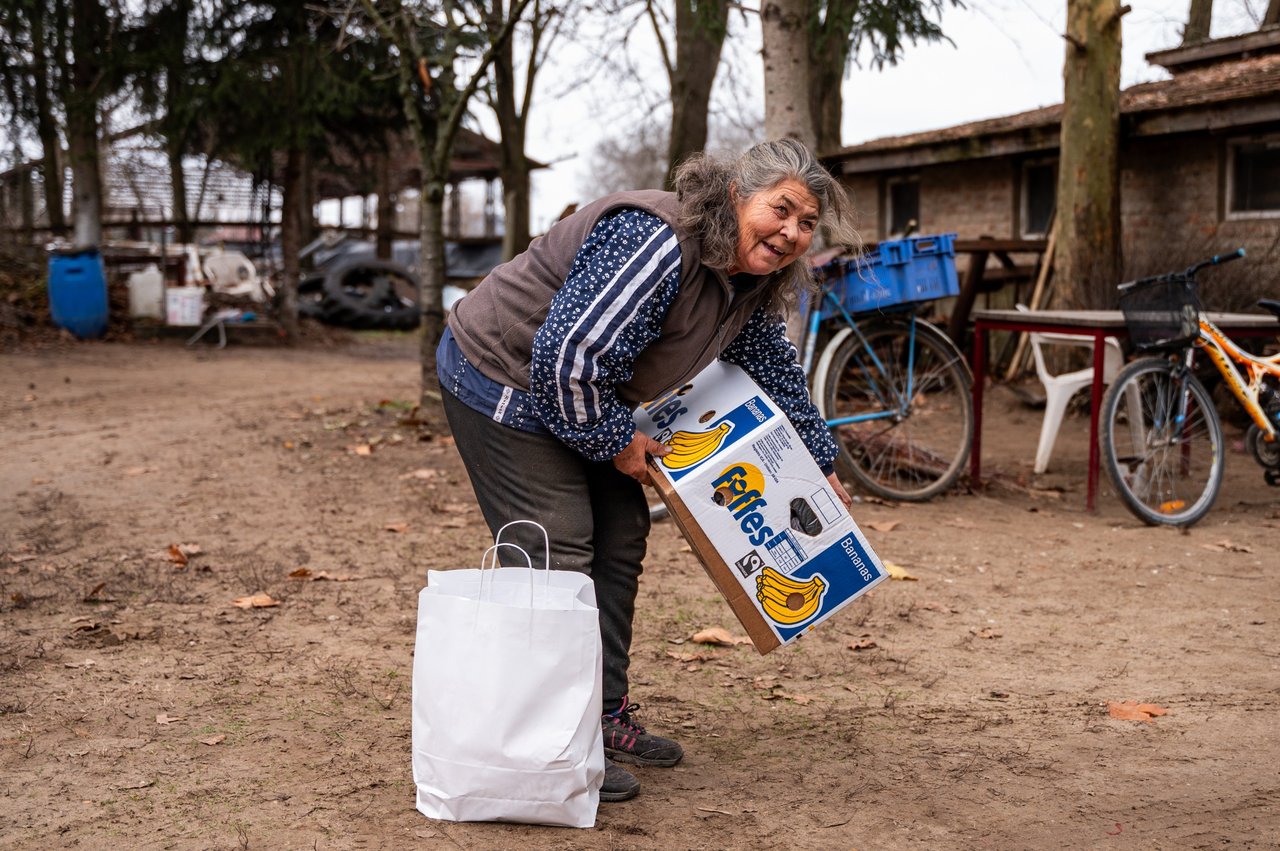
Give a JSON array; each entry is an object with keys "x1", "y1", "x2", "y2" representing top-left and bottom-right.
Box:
[{"x1": 48, "y1": 249, "x2": 109, "y2": 339}]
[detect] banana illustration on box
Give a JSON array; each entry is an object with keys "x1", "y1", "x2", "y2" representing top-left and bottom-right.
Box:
[
  {"x1": 660, "y1": 422, "x2": 733, "y2": 470},
  {"x1": 755, "y1": 566, "x2": 826, "y2": 625}
]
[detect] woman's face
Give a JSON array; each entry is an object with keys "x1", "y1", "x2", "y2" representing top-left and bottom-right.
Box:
[{"x1": 730, "y1": 178, "x2": 819, "y2": 276}]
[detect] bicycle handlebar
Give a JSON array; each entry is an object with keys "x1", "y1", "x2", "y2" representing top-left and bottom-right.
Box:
[
  {"x1": 1118, "y1": 248, "x2": 1246, "y2": 292},
  {"x1": 1183, "y1": 248, "x2": 1246, "y2": 278}
]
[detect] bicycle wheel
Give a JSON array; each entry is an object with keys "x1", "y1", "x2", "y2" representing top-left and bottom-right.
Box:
[
  {"x1": 821, "y1": 318, "x2": 973, "y2": 501},
  {"x1": 1099, "y1": 357, "x2": 1223, "y2": 527}
]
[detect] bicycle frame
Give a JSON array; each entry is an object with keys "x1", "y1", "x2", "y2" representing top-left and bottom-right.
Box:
[
  {"x1": 800, "y1": 284, "x2": 917, "y2": 428},
  {"x1": 1194, "y1": 317, "x2": 1280, "y2": 441}
]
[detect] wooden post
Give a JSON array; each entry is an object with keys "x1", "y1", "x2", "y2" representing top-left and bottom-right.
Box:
[
  {"x1": 948, "y1": 246, "x2": 990, "y2": 347},
  {"x1": 1003, "y1": 225, "x2": 1058, "y2": 380}
]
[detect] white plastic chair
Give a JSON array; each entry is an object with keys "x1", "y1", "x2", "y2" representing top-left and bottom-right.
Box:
[
  {"x1": 1015, "y1": 304, "x2": 1125, "y2": 474},
  {"x1": 203, "y1": 251, "x2": 265, "y2": 301}
]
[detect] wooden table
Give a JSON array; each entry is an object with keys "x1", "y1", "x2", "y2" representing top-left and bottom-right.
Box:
[{"x1": 969, "y1": 309, "x2": 1279, "y2": 511}]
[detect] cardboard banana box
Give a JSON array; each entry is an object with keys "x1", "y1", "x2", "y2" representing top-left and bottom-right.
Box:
[{"x1": 636, "y1": 360, "x2": 887, "y2": 654}]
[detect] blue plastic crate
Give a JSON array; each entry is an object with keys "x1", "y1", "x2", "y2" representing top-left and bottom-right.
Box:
[{"x1": 816, "y1": 233, "x2": 958, "y2": 317}]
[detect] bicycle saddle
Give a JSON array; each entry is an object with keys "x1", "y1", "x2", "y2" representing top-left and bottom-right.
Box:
[{"x1": 1257, "y1": 299, "x2": 1280, "y2": 320}]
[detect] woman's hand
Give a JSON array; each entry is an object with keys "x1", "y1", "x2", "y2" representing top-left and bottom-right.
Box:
[
  {"x1": 827, "y1": 471, "x2": 854, "y2": 513},
  {"x1": 613, "y1": 431, "x2": 671, "y2": 485}
]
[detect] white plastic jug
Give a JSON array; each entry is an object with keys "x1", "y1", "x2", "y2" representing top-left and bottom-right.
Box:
[{"x1": 127, "y1": 264, "x2": 164, "y2": 319}]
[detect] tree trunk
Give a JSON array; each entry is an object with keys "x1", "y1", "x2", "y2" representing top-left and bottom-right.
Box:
[
  {"x1": 1182, "y1": 0, "x2": 1212, "y2": 44},
  {"x1": 278, "y1": 145, "x2": 302, "y2": 340},
  {"x1": 167, "y1": 141, "x2": 192, "y2": 244},
  {"x1": 1264, "y1": 0, "x2": 1279, "y2": 27},
  {"x1": 665, "y1": 0, "x2": 728, "y2": 188},
  {"x1": 807, "y1": 45, "x2": 846, "y2": 155},
  {"x1": 807, "y1": 0, "x2": 855, "y2": 156},
  {"x1": 20, "y1": 165, "x2": 35, "y2": 232},
  {"x1": 376, "y1": 145, "x2": 395, "y2": 259},
  {"x1": 761, "y1": 0, "x2": 817, "y2": 149},
  {"x1": 1055, "y1": 0, "x2": 1124, "y2": 310},
  {"x1": 164, "y1": 0, "x2": 193, "y2": 243},
  {"x1": 502, "y1": 159, "x2": 531, "y2": 260},
  {"x1": 67, "y1": 0, "x2": 103, "y2": 248},
  {"x1": 418, "y1": 176, "x2": 448, "y2": 396},
  {"x1": 300, "y1": 149, "x2": 316, "y2": 247},
  {"x1": 490, "y1": 2, "x2": 531, "y2": 259},
  {"x1": 30, "y1": 5, "x2": 66, "y2": 233}
]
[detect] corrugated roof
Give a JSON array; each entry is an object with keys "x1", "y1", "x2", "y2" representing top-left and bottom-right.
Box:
[{"x1": 830, "y1": 52, "x2": 1280, "y2": 166}]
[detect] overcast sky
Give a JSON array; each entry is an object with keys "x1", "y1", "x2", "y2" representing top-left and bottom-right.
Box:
[{"x1": 510, "y1": 0, "x2": 1268, "y2": 232}]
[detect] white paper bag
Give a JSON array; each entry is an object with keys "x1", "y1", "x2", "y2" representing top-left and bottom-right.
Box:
[{"x1": 412, "y1": 523, "x2": 605, "y2": 827}]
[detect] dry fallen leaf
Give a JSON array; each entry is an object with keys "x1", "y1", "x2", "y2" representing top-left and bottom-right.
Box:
[
  {"x1": 400, "y1": 468, "x2": 445, "y2": 481},
  {"x1": 288, "y1": 567, "x2": 358, "y2": 581},
  {"x1": 231, "y1": 593, "x2": 279, "y2": 609},
  {"x1": 165, "y1": 542, "x2": 202, "y2": 569},
  {"x1": 1107, "y1": 700, "x2": 1169, "y2": 723},
  {"x1": 776, "y1": 691, "x2": 816, "y2": 705},
  {"x1": 848, "y1": 635, "x2": 878, "y2": 651},
  {"x1": 349, "y1": 444, "x2": 373, "y2": 456},
  {"x1": 1201, "y1": 540, "x2": 1253, "y2": 554},
  {"x1": 666, "y1": 649, "x2": 718, "y2": 663},
  {"x1": 155, "y1": 713, "x2": 182, "y2": 725},
  {"x1": 970, "y1": 627, "x2": 1002, "y2": 639},
  {"x1": 918, "y1": 601, "x2": 955, "y2": 613},
  {"x1": 384, "y1": 522, "x2": 409, "y2": 533},
  {"x1": 866, "y1": 520, "x2": 900, "y2": 533},
  {"x1": 199, "y1": 734, "x2": 226, "y2": 746},
  {"x1": 885, "y1": 562, "x2": 918, "y2": 581},
  {"x1": 439, "y1": 517, "x2": 469, "y2": 529},
  {"x1": 690, "y1": 627, "x2": 749, "y2": 647}
]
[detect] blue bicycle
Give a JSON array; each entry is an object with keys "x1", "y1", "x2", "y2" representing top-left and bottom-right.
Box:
[{"x1": 802, "y1": 239, "x2": 973, "y2": 501}]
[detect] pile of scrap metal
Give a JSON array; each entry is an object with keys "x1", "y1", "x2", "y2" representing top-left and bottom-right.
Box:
[
  {"x1": 298, "y1": 233, "x2": 503, "y2": 330},
  {"x1": 298, "y1": 259, "x2": 421, "y2": 331}
]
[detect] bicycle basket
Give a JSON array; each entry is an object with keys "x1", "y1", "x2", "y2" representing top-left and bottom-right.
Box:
[{"x1": 1118, "y1": 273, "x2": 1202, "y2": 350}]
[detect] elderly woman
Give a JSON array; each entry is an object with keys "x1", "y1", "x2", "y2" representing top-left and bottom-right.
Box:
[{"x1": 437, "y1": 138, "x2": 855, "y2": 802}]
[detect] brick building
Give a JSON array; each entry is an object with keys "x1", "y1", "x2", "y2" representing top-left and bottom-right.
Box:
[{"x1": 826, "y1": 29, "x2": 1280, "y2": 311}]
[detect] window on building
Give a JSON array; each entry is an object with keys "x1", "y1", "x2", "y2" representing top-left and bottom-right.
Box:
[
  {"x1": 1021, "y1": 160, "x2": 1057, "y2": 237},
  {"x1": 1228, "y1": 138, "x2": 1280, "y2": 218},
  {"x1": 885, "y1": 176, "x2": 919, "y2": 236}
]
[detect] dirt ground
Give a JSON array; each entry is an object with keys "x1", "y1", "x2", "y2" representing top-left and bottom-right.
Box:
[{"x1": 2, "y1": 334, "x2": 1278, "y2": 850}]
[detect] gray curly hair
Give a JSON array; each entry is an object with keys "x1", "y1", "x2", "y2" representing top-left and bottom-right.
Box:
[{"x1": 673, "y1": 138, "x2": 858, "y2": 312}]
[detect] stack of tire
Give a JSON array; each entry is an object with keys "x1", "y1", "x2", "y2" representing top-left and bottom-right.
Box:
[{"x1": 298, "y1": 259, "x2": 421, "y2": 331}]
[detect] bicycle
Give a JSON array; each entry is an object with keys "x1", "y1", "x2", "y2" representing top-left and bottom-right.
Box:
[
  {"x1": 1099, "y1": 249, "x2": 1280, "y2": 527},
  {"x1": 801, "y1": 245, "x2": 973, "y2": 502}
]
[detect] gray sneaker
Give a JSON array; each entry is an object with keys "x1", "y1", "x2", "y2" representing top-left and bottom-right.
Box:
[
  {"x1": 602, "y1": 698, "x2": 685, "y2": 768},
  {"x1": 600, "y1": 759, "x2": 640, "y2": 802}
]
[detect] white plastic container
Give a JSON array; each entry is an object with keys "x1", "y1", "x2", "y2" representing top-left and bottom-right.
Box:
[
  {"x1": 165, "y1": 286, "x2": 206, "y2": 326},
  {"x1": 127, "y1": 264, "x2": 164, "y2": 319}
]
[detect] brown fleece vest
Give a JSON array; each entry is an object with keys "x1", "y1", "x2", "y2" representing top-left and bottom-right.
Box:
[{"x1": 448, "y1": 189, "x2": 770, "y2": 406}]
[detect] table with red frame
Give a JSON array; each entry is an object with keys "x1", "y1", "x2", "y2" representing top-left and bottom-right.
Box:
[{"x1": 969, "y1": 308, "x2": 1279, "y2": 512}]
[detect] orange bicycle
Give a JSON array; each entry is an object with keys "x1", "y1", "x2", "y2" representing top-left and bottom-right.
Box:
[{"x1": 1099, "y1": 250, "x2": 1280, "y2": 526}]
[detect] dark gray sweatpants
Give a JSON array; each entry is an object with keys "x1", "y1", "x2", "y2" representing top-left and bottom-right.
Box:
[{"x1": 441, "y1": 388, "x2": 649, "y2": 711}]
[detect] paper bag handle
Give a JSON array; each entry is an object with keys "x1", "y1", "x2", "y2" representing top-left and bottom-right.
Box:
[
  {"x1": 479, "y1": 542, "x2": 533, "y2": 572},
  {"x1": 479, "y1": 542, "x2": 555, "y2": 608},
  {"x1": 494, "y1": 520, "x2": 551, "y2": 572}
]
